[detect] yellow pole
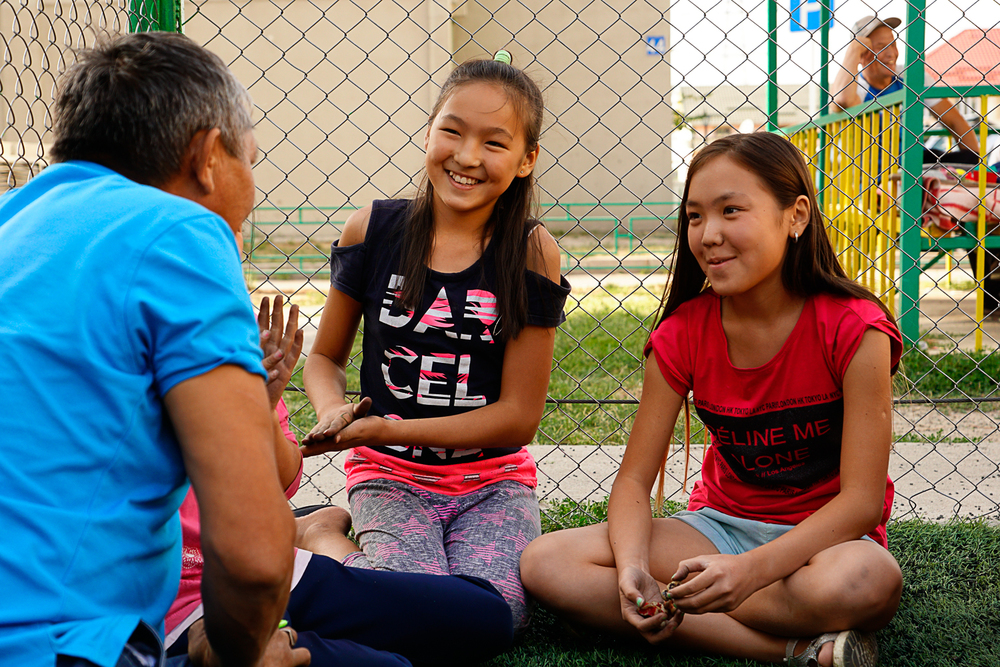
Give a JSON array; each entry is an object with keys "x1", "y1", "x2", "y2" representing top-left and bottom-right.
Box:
[
  {"x1": 975, "y1": 95, "x2": 989, "y2": 351},
  {"x1": 877, "y1": 107, "x2": 889, "y2": 301},
  {"x1": 888, "y1": 105, "x2": 899, "y2": 314}
]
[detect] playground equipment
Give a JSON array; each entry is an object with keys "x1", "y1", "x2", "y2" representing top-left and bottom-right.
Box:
[{"x1": 767, "y1": 0, "x2": 1000, "y2": 346}]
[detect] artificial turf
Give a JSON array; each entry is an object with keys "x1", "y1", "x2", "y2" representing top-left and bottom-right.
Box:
[{"x1": 483, "y1": 500, "x2": 1000, "y2": 667}]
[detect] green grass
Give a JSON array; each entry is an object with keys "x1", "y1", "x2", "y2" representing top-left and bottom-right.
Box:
[
  {"x1": 898, "y1": 347, "x2": 1000, "y2": 400},
  {"x1": 483, "y1": 499, "x2": 1000, "y2": 667}
]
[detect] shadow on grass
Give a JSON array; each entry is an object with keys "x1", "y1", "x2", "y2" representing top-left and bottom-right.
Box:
[{"x1": 486, "y1": 502, "x2": 1000, "y2": 667}]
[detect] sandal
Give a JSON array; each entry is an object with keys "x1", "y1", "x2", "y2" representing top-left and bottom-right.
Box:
[{"x1": 784, "y1": 630, "x2": 879, "y2": 667}]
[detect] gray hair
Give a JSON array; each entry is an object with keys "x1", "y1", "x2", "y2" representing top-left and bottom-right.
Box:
[{"x1": 50, "y1": 32, "x2": 252, "y2": 186}]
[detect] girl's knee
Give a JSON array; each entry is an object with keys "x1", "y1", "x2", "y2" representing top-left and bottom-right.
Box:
[
  {"x1": 519, "y1": 532, "x2": 563, "y2": 594},
  {"x1": 803, "y1": 545, "x2": 902, "y2": 627}
]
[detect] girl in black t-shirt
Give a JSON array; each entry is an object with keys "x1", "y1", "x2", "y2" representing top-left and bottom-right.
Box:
[{"x1": 301, "y1": 53, "x2": 569, "y2": 632}]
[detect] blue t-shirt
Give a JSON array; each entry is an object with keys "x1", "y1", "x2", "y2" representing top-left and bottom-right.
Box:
[{"x1": 0, "y1": 161, "x2": 265, "y2": 667}]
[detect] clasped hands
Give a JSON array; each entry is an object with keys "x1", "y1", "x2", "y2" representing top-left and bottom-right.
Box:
[{"x1": 618, "y1": 552, "x2": 761, "y2": 644}]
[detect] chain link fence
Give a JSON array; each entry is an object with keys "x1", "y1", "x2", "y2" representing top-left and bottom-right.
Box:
[{"x1": 3, "y1": 0, "x2": 999, "y2": 524}]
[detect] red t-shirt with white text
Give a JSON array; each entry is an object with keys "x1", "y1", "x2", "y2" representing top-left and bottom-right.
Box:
[{"x1": 646, "y1": 291, "x2": 902, "y2": 547}]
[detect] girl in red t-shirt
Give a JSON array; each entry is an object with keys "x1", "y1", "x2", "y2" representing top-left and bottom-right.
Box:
[{"x1": 522, "y1": 133, "x2": 902, "y2": 667}]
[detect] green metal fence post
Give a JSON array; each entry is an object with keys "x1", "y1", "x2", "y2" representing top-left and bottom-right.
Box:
[
  {"x1": 129, "y1": 0, "x2": 182, "y2": 32},
  {"x1": 898, "y1": 3, "x2": 927, "y2": 344},
  {"x1": 819, "y1": 0, "x2": 830, "y2": 112},
  {"x1": 815, "y1": 0, "x2": 831, "y2": 208},
  {"x1": 767, "y1": 0, "x2": 778, "y2": 131}
]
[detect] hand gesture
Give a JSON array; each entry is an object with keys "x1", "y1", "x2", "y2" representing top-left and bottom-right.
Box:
[
  {"x1": 846, "y1": 34, "x2": 874, "y2": 64},
  {"x1": 299, "y1": 397, "x2": 373, "y2": 453},
  {"x1": 260, "y1": 624, "x2": 312, "y2": 667},
  {"x1": 617, "y1": 565, "x2": 683, "y2": 644},
  {"x1": 258, "y1": 295, "x2": 304, "y2": 409},
  {"x1": 667, "y1": 553, "x2": 760, "y2": 615}
]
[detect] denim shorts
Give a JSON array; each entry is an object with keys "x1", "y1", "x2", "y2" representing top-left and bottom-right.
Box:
[{"x1": 671, "y1": 506, "x2": 876, "y2": 556}]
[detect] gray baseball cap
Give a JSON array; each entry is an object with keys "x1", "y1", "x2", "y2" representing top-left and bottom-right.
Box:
[{"x1": 853, "y1": 15, "x2": 902, "y2": 38}]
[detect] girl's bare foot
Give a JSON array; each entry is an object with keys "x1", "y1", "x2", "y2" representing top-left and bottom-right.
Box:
[{"x1": 295, "y1": 506, "x2": 360, "y2": 561}]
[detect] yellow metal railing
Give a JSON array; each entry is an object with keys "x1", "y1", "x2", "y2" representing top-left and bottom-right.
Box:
[
  {"x1": 788, "y1": 98, "x2": 901, "y2": 314},
  {"x1": 785, "y1": 88, "x2": 999, "y2": 348}
]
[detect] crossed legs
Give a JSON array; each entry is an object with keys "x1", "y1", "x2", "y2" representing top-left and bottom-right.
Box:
[{"x1": 520, "y1": 519, "x2": 902, "y2": 665}]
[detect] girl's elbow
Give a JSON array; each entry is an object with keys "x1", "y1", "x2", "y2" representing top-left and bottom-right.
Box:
[
  {"x1": 844, "y1": 493, "x2": 885, "y2": 535},
  {"x1": 494, "y1": 399, "x2": 544, "y2": 445},
  {"x1": 862, "y1": 505, "x2": 885, "y2": 534},
  {"x1": 506, "y1": 420, "x2": 541, "y2": 446}
]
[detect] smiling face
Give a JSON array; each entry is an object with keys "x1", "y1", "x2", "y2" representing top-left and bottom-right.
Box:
[
  {"x1": 685, "y1": 155, "x2": 808, "y2": 300},
  {"x1": 862, "y1": 25, "x2": 899, "y2": 86},
  {"x1": 423, "y1": 81, "x2": 539, "y2": 227}
]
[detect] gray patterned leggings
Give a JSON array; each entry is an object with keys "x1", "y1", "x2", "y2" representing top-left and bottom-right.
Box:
[{"x1": 343, "y1": 478, "x2": 541, "y2": 631}]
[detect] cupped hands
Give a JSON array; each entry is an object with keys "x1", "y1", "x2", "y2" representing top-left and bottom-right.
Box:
[
  {"x1": 299, "y1": 397, "x2": 374, "y2": 454},
  {"x1": 617, "y1": 565, "x2": 683, "y2": 644},
  {"x1": 666, "y1": 552, "x2": 762, "y2": 615}
]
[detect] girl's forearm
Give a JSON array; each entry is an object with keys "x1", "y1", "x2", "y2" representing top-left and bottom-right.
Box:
[
  {"x1": 374, "y1": 396, "x2": 543, "y2": 449},
  {"x1": 739, "y1": 488, "x2": 884, "y2": 589},
  {"x1": 607, "y1": 475, "x2": 655, "y2": 572},
  {"x1": 272, "y1": 411, "x2": 302, "y2": 489},
  {"x1": 303, "y1": 352, "x2": 350, "y2": 419}
]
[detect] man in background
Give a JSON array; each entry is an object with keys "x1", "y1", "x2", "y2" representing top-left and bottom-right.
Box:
[{"x1": 832, "y1": 15, "x2": 979, "y2": 158}]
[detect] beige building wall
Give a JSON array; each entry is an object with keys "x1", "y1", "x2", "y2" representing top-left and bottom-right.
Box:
[
  {"x1": 0, "y1": 0, "x2": 128, "y2": 189},
  {"x1": 2, "y1": 0, "x2": 677, "y2": 219},
  {"x1": 182, "y1": 0, "x2": 675, "y2": 227}
]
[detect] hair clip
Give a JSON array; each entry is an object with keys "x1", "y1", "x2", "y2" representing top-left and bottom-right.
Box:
[{"x1": 493, "y1": 50, "x2": 512, "y2": 65}]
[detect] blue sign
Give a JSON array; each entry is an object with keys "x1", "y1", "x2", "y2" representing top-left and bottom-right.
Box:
[
  {"x1": 790, "y1": 0, "x2": 833, "y2": 31},
  {"x1": 645, "y1": 35, "x2": 666, "y2": 55}
]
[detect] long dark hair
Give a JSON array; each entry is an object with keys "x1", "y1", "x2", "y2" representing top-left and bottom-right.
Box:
[
  {"x1": 396, "y1": 57, "x2": 544, "y2": 341},
  {"x1": 656, "y1": 132, "x2": 896, "y2": 330},
  {"x1": 652, "y1": 132, "x2": 898, "y2": 509}
]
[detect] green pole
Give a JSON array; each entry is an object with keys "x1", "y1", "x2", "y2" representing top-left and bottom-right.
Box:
[
  {"x1": 129, "y1": 0, "x2": 182, "y2": 32},
  {"x1": 819, "y1": 0, "x2": 830, "y2": 112},
  {"x1": 898, "y1": 4, "x2": 927, "y2": 344},
  {"x1": 767, "y1": 0, "x2": 778, "y2": 131},
  {"x1": 157, "y1": 0, "x2": 181, "y2": 33},
  {"x1": 815, "y1": 0, "x2": 831, "y2": 207}
]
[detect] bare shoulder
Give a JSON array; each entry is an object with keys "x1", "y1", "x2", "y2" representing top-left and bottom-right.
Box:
[
  {"x1": 339, "y1": 204, "x2": 373, "y2": 247},
  {"x1": 526, "y1": 223, "x2": 562, "y2": 283}
]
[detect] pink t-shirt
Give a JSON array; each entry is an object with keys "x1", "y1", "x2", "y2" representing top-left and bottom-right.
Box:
[
  {"x1": 645, "y1": 291, "x2": 902, "y2": 547},
  {"x1": 165, "y1": 399, "x2": 302, "y2": 638}
]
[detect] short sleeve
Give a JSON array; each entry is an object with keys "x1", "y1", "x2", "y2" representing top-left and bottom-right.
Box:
[
  {"x1": 276, "y1": 398, "x2": 298, "y2": 447},
  {"x1": 127, "y1": 214, "x2": 265, "y2": 395},
  {"x1": 329, "y1": 239, "x2": 366, "y2": 300},
  {"x1": 526, "y1": 272, "x2": 571, "y2": 327},
  {"x1": 644, "y1": 309, "x2": 695, "y2": 397},
  {"x1": 825, "y1": 297, "x2": 903, "y2": 378}
]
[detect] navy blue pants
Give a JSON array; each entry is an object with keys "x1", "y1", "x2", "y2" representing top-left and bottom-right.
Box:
[{"x1": 170, "y1": 553, "x2": 514, "y2": 667}]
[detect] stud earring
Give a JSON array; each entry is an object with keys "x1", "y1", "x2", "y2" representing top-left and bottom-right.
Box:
[{"x1": 794, "y1": 231, "x2": 800, "y2": 243}]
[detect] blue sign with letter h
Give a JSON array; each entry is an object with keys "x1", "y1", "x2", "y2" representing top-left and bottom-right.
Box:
[
  {"x1": 790, "y1": 0, "x2": 833, "y2": 32},
  {"x1": 645, "y1": 35, "x2": 666, "y2": 55}
]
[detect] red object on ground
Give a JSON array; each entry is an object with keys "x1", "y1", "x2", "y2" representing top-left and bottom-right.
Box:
[
  {"x1": 926, "y1": 29, "x2": 1000, "y2": 87},
  {"x1": 963, "y1": 170, "x2": 999, "y2": 185}
]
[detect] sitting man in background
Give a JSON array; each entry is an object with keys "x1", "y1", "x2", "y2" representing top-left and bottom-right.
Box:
[
  {"x1": 0, "y1": 32, "x2": 305, "y2": 667},
  {"x1": 832, "y1": 15, "x2": 980, "y2": 161}
]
